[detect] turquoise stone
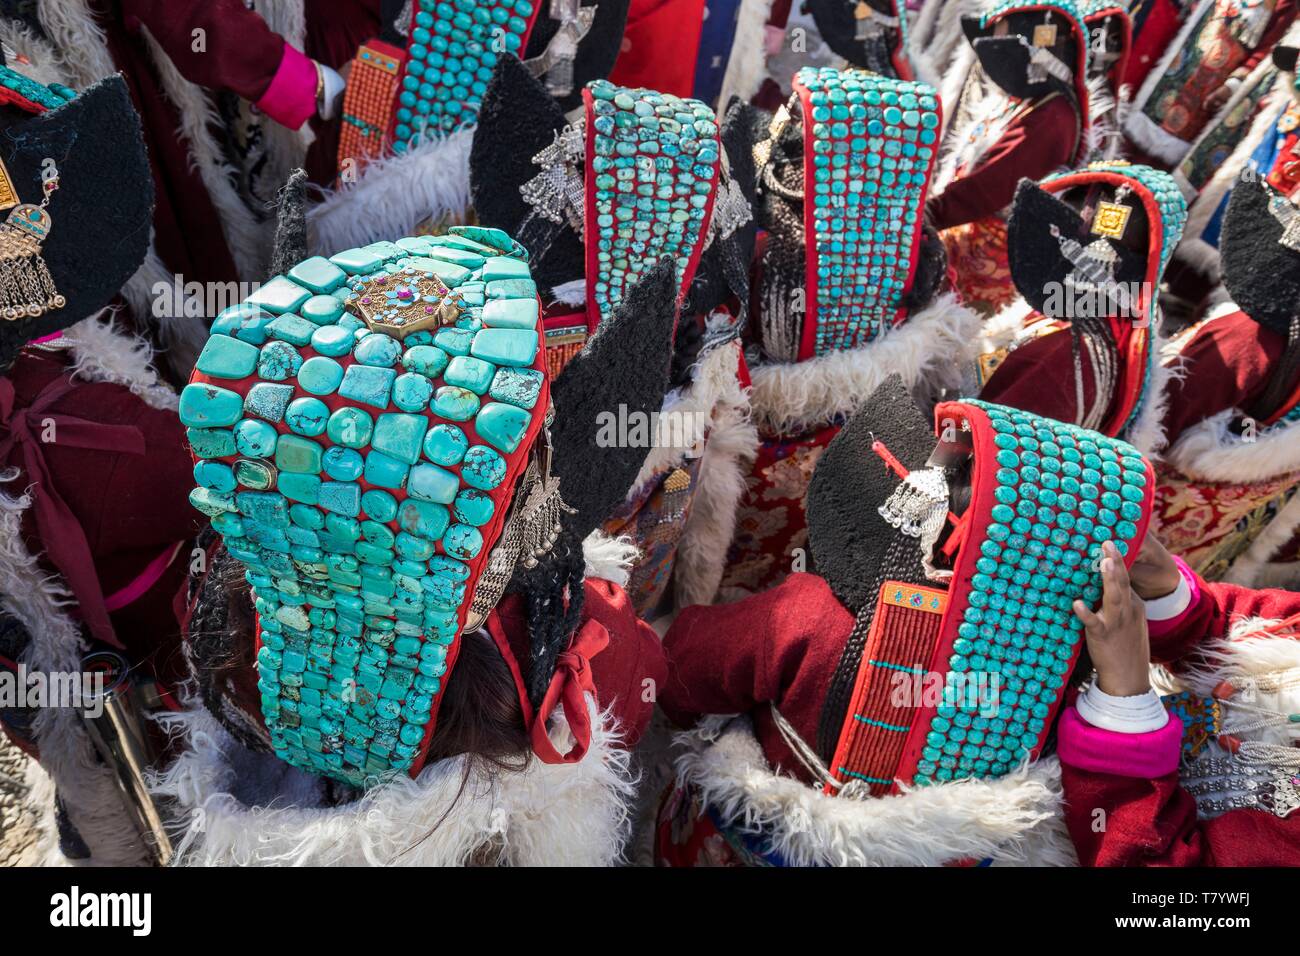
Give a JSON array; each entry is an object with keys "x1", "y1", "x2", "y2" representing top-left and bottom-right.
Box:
[
  {"x1": 396, "y1": 499, "x2": 450, "y2": 540},
  {"x1": 237, "y1": 491, "x2": 289, "y2": 527},
  {"x1": 211, "y1": 304, "x2": 275, "y2": 345},
  {"x1": 234, "y1": 419, "x2": 278, "y2": 457},
  {"x1": 275, "y1": 435, "x2": 323, "y2": 473},
  {"x1": 408, "y1": 462, "x2": 458, "y2": 504},
  {"x1": 323, "y1": 446, "x2": 364, "y2": 481},
  {"x1": 423, "y1": 424, "x2": 467, "y2": 465},
  {"x1": 354, "y1": 333, "x2": 403, "y2": 367},
  {"x1": 187, "y1": 427, "x2": 236, "y2": 458},
  {"x1": 363, "y1": 449, "x2": 410, "y2": 489},
  {"x1": 429, "y1": 555, "x2": 470, "y2": 581},
  {"x1": 451, "y1": 225, "x2": 522, "y2": 257},
  {"x1": 235, "y1": 459, "x2": 276, "y2": 490},
  {"x1": 365, "y1": 240, "x2": 404, "y2": 261},
  {"x1": 190, "y1": 487, "x2": 236, "y2": 516},
  {"x1": 428, "y1": 246, "x2": 484, "y2": 269},
  {"x1": 460, "y1": 445, "x2": 507, "y2": 490},
  {"x1": 471, "y1": 328, "x2": 538, "y2": 367},
  {"x1": 246, "y1": 275, "x2": 311, "y2": 314},
  {"x1": 310, "y1": 324, "x2": 353, "y2": 357},
  {"x1": 394, "y1": 532, "x2": 436, "y2": 561},
  {"x1": 402, "y1": 345, "x2": 449, "y2": 378},
  {"x1": 475, "y1": 402, "x2": 532, "y2": 453},
  {"x1": 372, "y1": 412, "x2": 428, "y2": 465},
  {"x1": 194, "y1": 460, "x2": 237, "y2": 492},
  {"x1": 481, "y1": 297, "x2": 537, "y2": 330},
  {"x1": 444, "y1": 524, "x2": 484, "y2": 559},
  {"x1": 432, "y1": 386, "x2": 479, "y2": 421},
  {"x1": 444, "y1": 356, "x2": 495, "y2": 394},
  {"x1": 329, "y1": 247, "x2": 383, "y2": 275},
  {"x1": 396, "y1": 236, "x2": 435, "y2": 255},
  {"x1": 338, "y1": 364, "x2": 396, "y2": 409},
  {"x1": 244, "y1": 382, "x2": 295, "y2": 422},
  {"x1": 320, "y1": 482, "x2": 362, "y2": 517},
  {"x1": 362, "y1": 489, "x2": 398, "y2": 522},
  {"x1": 433, "y1": 328, "x2": 473, "y2": 356},
  {"x1": 485, "y1": 279, "x2": 537, "y2": 299},
  {"x1": 298, "y1": 356, "x2": 345, "y2": 395},
  {"x1": 196, "y1": 334, "x2": 259, "y2": 379},
  {"x1": 407, "y1": 256, "x2": 470, "y2": 286},
  {"x1": 180, "y1": 383, "x2": 245, "y2": 427},
  {"x1": 267, "y1": 313, "x2": 317, "y2": 346},
  {"x1": 301, "y1": 294, "x2": 345, "y2": 325},
  {"x1": 278, "y1": 472, "x2": 322, "y2": 504},
  {"x1": 327, "y1": 407, "x2": 374, "y2": 447},
  {"x1": 489, "y1": 367, "x2": 543, "y2": 409},
  {"x1": 286, "y1": 397, "x2": 330, "y2": 436},
  {"x1": 288, "y1": 256, "x2": 347, "y2": 294},
  {"x1": 257, "y1": 341, "x2": 303, "y2": 381},
  {"x1": 392, "y1": 373, "x2": 434, "y2": 412},
  {"x1": 452, "y1": 489, "x2": 494, "y2": 526},
  {"x1": 481, "y1": 255, "x2": 531, "y2": 281}
]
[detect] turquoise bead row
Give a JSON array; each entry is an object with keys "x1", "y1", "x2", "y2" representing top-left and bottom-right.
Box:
[
  {"x1": 587, "y1": 79, "x2": 719, "y2": 324},
  {"x1": 978, "y1": 0, "x2": 1089, "y2": 38},
  {"x1": 795, "y1": 68, "x2": 940, "y2": 357},
  {"x1": 391, "y1": 0, "x2": 537, "y2": 149},
  {"x1": 912, "y1": 399, "x2": 1148, "y2": 786},
  {"x1": 182, "y1": 227, "x2": 543, "y2": 787},
  {"x1": 0, "y1": 64, "x2": 76, "y2": 109}
]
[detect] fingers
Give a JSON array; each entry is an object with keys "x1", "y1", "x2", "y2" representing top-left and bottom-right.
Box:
[{"x1": 1072, "y1": 598, "x2": 1100, "y2": 632}]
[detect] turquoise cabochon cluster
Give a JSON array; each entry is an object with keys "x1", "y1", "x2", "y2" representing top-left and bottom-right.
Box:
[
  {"x1": 392, "y1": 0, "x2": 540, "y2": 149},
  {"x1": 181, "y1": 227, "x2": 547, "y2": 787},
  {"x1": 978, "y1": 0, "x2": 1090, "y2": 40},
  {"x1": 586, "y1": 79, "x2": 721, "y2": 325},
  {"x1": 911, "y1": 399, "x2": 1150, "y2": 786},
  {"x1": 795, "y1": 67, "x2": 940, "y2": 357}
]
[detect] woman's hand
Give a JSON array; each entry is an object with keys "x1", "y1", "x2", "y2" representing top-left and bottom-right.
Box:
[
  {"x1": 1127, "y1": 532, "x2": 1182, "y2": 600},
  {"x1": 1073, "y1": 541, "x2": 1151, "y2": 697}
]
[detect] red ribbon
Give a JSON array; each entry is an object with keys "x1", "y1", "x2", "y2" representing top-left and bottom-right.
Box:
[
  {"x1": 0, "y1": 375, "x2": 147, "y2": 648},
  {"x1": 529, "y1": 616, "x2": 611, "y2": 765}
]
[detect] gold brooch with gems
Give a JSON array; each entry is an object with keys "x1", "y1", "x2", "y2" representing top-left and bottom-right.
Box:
[{"x1": 344, "y1": 266, "x2": 465, "y2": 339}]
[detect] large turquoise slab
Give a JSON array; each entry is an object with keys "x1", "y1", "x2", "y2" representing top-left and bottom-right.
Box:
[
  {"x1": 443, "y1": 524, "x2": 484, "y2": 560},
  {"x1": 286, "y1": 397, "x2": 330, "y2": 436},
  {"x1": 211, "y1": 304, "x2": 275, "y2": 345},
  {"x1": 288, "y1": 256, "x2": 347, "y2": 294},
  {"x1": 402, "y1": 345, "x2": 449, "y2": 377},
  {"x1": 320, "y1": 481, "x2": 362, "y2": 517},
  {"x1": 187, "y1": 427, "x2": 237, "y2": 458},
  {"x1": 180, "y1": 383, "x2": 244, "y2": 427},
  {"x1": 338, "y1": 365, "x2": 396, "y2": 409},
  {"x1": 372, "y1": 412, "x2": 428, "y2": 465},
  {"x1": 327, "y1": 407, "x2": 374, "y2": 447},
  {"x1": 194, "y1": 460, "x2": 237, "y2": 492},
  {"x1": 460, "y1": 445, "x2": 507, "y2": 490},
  {"x1": 329, "y1": 247, "x2": 383, "y2": 275},
  {"x1": 396, "y1": 499, "x2": 450, "y2": 540},
  {"x1": 275, "y1": 435, "x2": 324, "y2": 474},
  {"x1": 470, "y1": 328, "x2": 538, "y2": 367},
  {"x1": 323, "y1": 446, "x2": 364, "y2": 481},
  {"x1": 423, "y1": 423, "x2": 468, "y2": 465},
  {"x1": 363, "y1": 449, "x2": 410, "y2": 489},
  {"x1": 452, "y1": 489, "x2": 494, "y2": 526},
  {"x1": 444, "y1": 356, "x2": 495, "y2": 394},
  {"x1": 427, "y1": 246, "x2": 485, "y2": 269},
  {"x1": 278, "y1": 472, "x2": 322, "y2": 504},
  {"x1": 298, "y1": 356, "x2": 345, "y2": 395},
  {"x1": 354, "y1": 333, "x2": 402, "y2": 367},
  {"x1": 392, "y1": 373, "x2": 434, "y2": 412},
  {"x1": 433, "y1": 328, "x2": 474, "y2": 356},
  {"x1": 257, "y1": 341, "x2": 303, "y2": 381},
  {"x1": 407, "y1": 462, "x2": 459, "y2": 504},
  {"x1": 481, "y1": 297, "x2": 538, "y2": 330},
  {"x1": 301, "y1": 294, "x2": 345, "y2": 325},
  {"x1": 311, "y1": 324, "x2": 353, "y2": 357},
  {"x1": 246, "y1": 275, "x2": 312, "y2": 315},
  {"x1": 475, "y1": 402, "x2": 533, "y2": 453},
  {"x1": 407, "y1": 256, "x2": 470, "y2": 287},
  {"x1": 267, "y1": 313, "x2": 318, "y2": 346},
  {"x1": 432, "y1": 386, "x2": 479, "y2": 421},
  {"x1": 244, "y1": 382, "x2": 295, "y2": 422},
  {"x1": 481, "y1": 256, "x2": 531, "y2": 281},
  {"x1": 489, "y1": 367, "x2": 543, "y2": 409},
  {"x1": 234, "y1": 419, "x2": 279, "y2": 457},
  {"x1": 196, "y1": 334, "x2": 259, "y2": 378},
  {"x1": 485, "y1": 279, "x2": 537, "y2": 299}
]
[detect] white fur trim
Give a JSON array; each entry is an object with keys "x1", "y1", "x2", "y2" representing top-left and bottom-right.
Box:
[
  {"x1": 548, "y1": 278, "x2": 587, "y2": 308},
  {"x1": 308, "y1": 130, "x2": 473, "y2": 255},
  {"x1": 748, "y1": 292, "x2": 980, "y2": 434},
  {"x1": 581, "y1": 529, "x2": 641, "y2": 587},
  {"x1": 1238, "y1": 558, "x2": 1300, "y2": 589},
  {"x1": 62, "y1": 314, "x2": 179, "y2": 411},
  {"x1": 717, "y1": 0, "x2": 773, "y2": 112},
  {"x1": 1221, "y1": 490, "x2": 1300, "y2": 586},
  {"x1": 671, "y1": 716, "x2": 1076, "y2": 866},
  {"x1": 672, "y1": 365, "x2": 758, "y2": 607},
  {"x1": 1166, "y1": 409, "x2": 1300, "y2": 483},
  {"x1": 0, "y1": 475, "x2": 151, "y2": 865},
  {"x1": 150, "y1": 699, "x2": 636, "y2": 866}
]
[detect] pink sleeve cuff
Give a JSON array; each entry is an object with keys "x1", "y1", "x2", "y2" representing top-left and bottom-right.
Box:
[
  {"x1": 255, "y1": 42, "x2": 317, "y2": 131},
  {"x1": 1146, "y1": 555, "x2": 1200, "y2": 640},
  {"x1": 1057, "y1": 706, "x2": 1182, "y2": 778}
]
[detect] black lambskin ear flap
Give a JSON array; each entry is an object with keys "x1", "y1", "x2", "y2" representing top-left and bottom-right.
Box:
[
  {"x1": 900, "y1": 223, "x2": 947, "y2": 312},
  {"x1": 269, "y1": 169, "x2": 308, "y2": 278},
  {"x1": 973, "y1": 35, "x2": 1055, "y2": 99},
  {"x1": 470, "y1": 55, "x2": 583, "y2": 290},
  {"x1": 523, "y1": 0, "x2": 632, "y2": 113},
  {"x1": 547, "y1": 260, "x2": 677, "y2": 543},
  {"x1": 962, "y1": 14, "x2": 985, "y2": 45},
  {"x1": 1221, "y1": 175, "x2": 1300, "y2": 338},
  {"x1": 1008, "y1": 178, "x2": 1084, "y2": 312},
  {"x1": 1274, "y1": 44, "x2": 1299, "y2": 73},
  {"x1": 682, "y1": 97, "x2": 765, "y2": 323},
  {"x1": 807, "y1": 0, "x2": 901, "y2": 72},
  {"x1": 0, "y1": 75, "x2": 153, "y2": 371},
  {"x1": 806, "y1": 375, "x2": 935, "y2": 614}
]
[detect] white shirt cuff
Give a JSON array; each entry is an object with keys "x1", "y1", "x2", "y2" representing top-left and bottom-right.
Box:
[
  {"x1": 1075, "y1": 683, "x2": 1169, "y2": 734},
  {"x1": 1142, "y1": 569, "x2": 1191, "y2": 622},
  {"x1": 318, "y1": 63, "x2": 345, "y2": 121}
]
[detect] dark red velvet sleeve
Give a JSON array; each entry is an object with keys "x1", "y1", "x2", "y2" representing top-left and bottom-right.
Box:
[
  {"x1": 1061, "y1": 762, "x2": 1300, "y2": 865},
  {"x1": 926, "y1": 96, "x2": 1079, "y2": 231},
  {"x1": 1150, "y1": 572, "x2": 1300, "y2": 665},
  {"x1": 978, "y1": 326, "x2": 1097, "y2": 425},
  {"x1": 660, "y1": 573, "x2": 854, "y2": 745},
  {"x1": 1160, "y1": 311, "x2": 1284, "y2": 444},
  {"x1": 582, "y1": 579, "x2": 666, "y2": 749},
  {"x1": 121, "y1": 0, "x2": 287, "y2": 103}
]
